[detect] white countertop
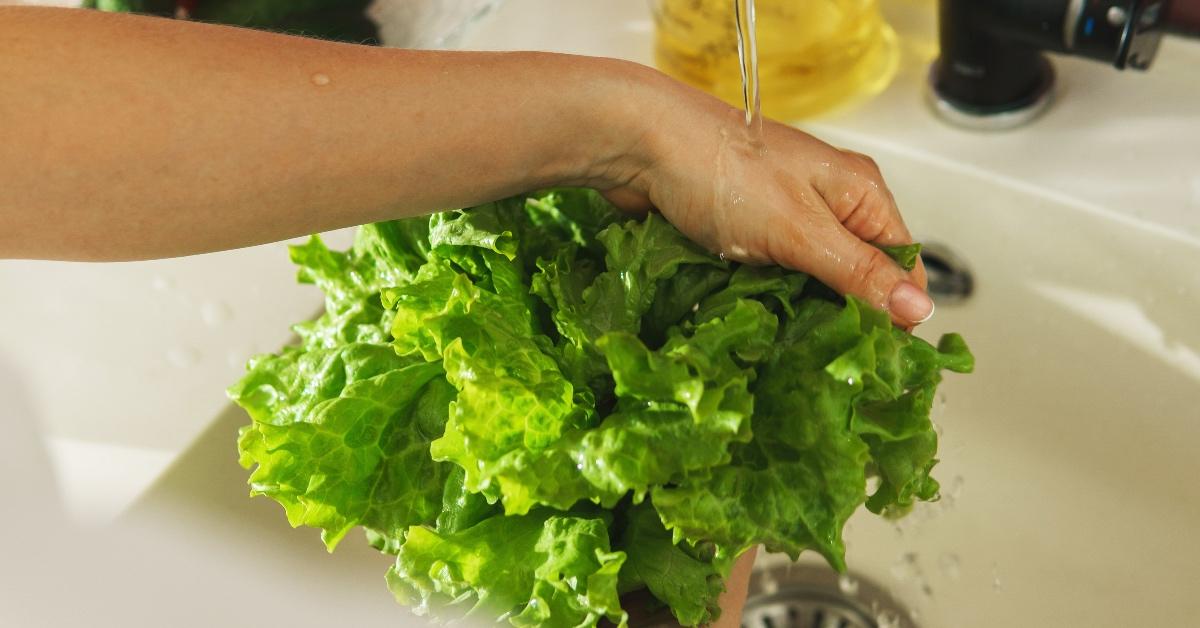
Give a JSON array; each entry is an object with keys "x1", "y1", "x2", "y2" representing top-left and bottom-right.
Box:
[{"x1": 2, "y1": 0, "x2": 1197, "y2": 523}]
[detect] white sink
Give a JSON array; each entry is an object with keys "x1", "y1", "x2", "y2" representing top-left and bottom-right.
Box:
[
  {"x1": 119, "y1": 130, "x2": 1200, "y2": 627},
  {"x1": 757, "y1": 130, "x2": 1200, "y2": 626}
]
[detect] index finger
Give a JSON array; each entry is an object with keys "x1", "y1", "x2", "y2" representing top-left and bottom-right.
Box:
[{"x1": 814, "y1": 150, "x2": 928, "y2": 292}]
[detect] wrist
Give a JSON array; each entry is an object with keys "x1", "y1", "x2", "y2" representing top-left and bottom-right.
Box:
[{"x1": 555, "y1": 56, "x2": 672, "y2": 192}]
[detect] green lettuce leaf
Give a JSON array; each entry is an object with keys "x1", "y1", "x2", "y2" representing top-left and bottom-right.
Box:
[
  {"x1": 615, "y1": 502, "x2": 729, "y2": 627},
  {"x1": 387, "y1": 510, "x2": 628, "y2": 627},
  {"x1": 231, "y1": 350, "x2": 455, "y2": 549},
  {"x1": 229, "y1": 188, "x2": 973, "y2": 627},
  {"x1": 654, "y1": 298, "x2": 970, "y2": 570},
  {"x1": 878, "y1": 242, "x2": 923, "y2": 272},
  {"x1": 436, "y1": 298, "x2": 776, "y2": 515}
]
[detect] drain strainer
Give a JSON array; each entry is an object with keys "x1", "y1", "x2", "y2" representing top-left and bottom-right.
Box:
[
  {"x1": 740, "y1": 563, "x2": 913, "y2": 628},
  {"x1": 919, "y1": 241, "x2": 974, "y2": 305}
]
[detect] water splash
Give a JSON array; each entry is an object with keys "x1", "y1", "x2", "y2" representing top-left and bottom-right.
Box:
[
  {"x1": 151, "y1": 276, "x2": 174, "y2": 292},
  {"x1": 876, "y1": 609, "x2": 902, "y2": 628},
  {"x1": 837, "y1": 574, "x2": 859, "y2": 596},
  {"x1": 938, "y1": 552, "x2": 961, "y2": 580},
  {"x1": 166, "y1": 347, "x2": 201, "y2": 368},
  {"x1": 890, "y1": 552, "x2": 919, "y2": 582},
  {"x1": 891, "y1": 552, "x2": 934, "y2": 598},
  {"x1": 200, "y1": 300, "x2": 233, "y2": 327}
]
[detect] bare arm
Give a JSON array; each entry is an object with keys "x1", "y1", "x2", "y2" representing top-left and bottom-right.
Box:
[
  {"x1": 0, "y1": 6, "x2": 933, "y2": 325},
  {"x1": 1167, "y1": 0, "x2": 1200, "y2": 36},
  {"x1": 0, "y1": 7, "x2": 639, "y2": 260}
]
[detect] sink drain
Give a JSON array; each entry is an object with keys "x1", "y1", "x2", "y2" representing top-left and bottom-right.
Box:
[
  {"x1": 919, "y1": 242, "x2": 973, "y2": 304},
  {"x1": 741, "y1": 563, "x2": 914, "y2": 628}
]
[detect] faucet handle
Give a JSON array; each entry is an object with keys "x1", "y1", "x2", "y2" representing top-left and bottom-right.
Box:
[{"x1": 1065, "y1": 0, "x2": 1166, "y2": 70}]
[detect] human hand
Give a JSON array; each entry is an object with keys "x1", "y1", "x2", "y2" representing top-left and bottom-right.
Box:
[{"x1": 591, "y1": 65, "x2": 932, "y2": 327}]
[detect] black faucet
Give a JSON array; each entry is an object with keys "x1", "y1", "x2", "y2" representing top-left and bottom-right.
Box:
[{"x1": 929, "y1": 0, "x2": 1175, "y2": 127}]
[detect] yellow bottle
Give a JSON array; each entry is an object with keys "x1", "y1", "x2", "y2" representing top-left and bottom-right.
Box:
[{"x1": 652, "y1": 0, "x2": 900, "y2": 121}]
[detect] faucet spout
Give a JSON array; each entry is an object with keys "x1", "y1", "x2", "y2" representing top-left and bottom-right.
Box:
[{"x1": 930, "y1": 0, "x2": 1168, "y2": 129}]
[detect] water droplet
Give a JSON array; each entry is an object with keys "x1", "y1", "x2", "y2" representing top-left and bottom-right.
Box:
[
  {"x1": 225, "y1": 349, "x2": 246, "y2": 369},
  {"x1": 200, "y1": 300, "x2": 233, "y2": 327},
  {"x1": 936, "y1": 475, "x2": 965, "y2": 511},
  {"x1": 837, "y1": 574, "x2": 859, "y2": 596},
  {"x1": 991, "y1": 562, "x2": 1003, "y2": 592},
  {"x1": 938, "y1": 553, "x2": 961, "y2": 580},
  {"x1": 151, "y1": 276, "x2": 174, "y2": 291},
  {"x1": 760, "y1": 572, "x2": 780, "y2": 595},
  {"x1": 890, "y1": 552, "x2": 919, "y2": 582},
  {"x1": 311, "y1": 72, "x2": 331, "y2": 86},
  {"x1": 876, "y1": 609, "x2": 902, "y2": 628},
  {"x1": 846, "y1": 376, "x2": 856, "y2": 386},
  {"x1": 691, "y1": 302, "x2": 700, "y2": 312},
  {"x1": 718, "y1": 252, "x2": 727, "y2": 261},
  {"x1": 166, "y1": 347, "x2": 201, "y2": 368}
]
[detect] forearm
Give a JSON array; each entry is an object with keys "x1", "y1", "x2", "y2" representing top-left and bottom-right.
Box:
[
  {"x1": 0, "y1": 7, "x2": 648, "y2": 260},
  {"x1": 1167, "y1": 0, "x2": 1200, "y2": 36}
]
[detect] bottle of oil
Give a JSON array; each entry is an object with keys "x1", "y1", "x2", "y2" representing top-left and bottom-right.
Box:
[{"x1": 652, "y1": 0, "x2": 899, "y2": 121}]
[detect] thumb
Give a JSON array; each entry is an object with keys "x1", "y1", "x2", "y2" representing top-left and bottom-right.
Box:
[{"x1": 783, "y1": 216, "x2": 934, "y2": 327}]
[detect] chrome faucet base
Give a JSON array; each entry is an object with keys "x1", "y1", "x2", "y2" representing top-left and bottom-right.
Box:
[{"x1": 927, "y1": 61, "x2": 1055, "y2": 131}]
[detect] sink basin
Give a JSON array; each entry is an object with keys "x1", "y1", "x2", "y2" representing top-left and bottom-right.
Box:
[
  {"x1": 753, "y1": 128, "x2": 1200, "y2": 627},
  {"x1": 121, "y1": 133, "x2": 1200, "y2": 626}
]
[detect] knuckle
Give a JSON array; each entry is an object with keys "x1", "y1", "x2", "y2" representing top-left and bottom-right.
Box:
[
  {"x1": 857, "y1": 247, "x2": 896, "y2": 293},
  {"x1": 842, "y1": 196, "x2": 889, "y2": 241},
  {"x1": 843, "y1": 150, "x2": 883, "y2": 177}
]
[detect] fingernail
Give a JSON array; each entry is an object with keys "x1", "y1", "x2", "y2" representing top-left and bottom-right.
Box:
[{"x1": 889, "y1": 281, "x2": 935, "y2": 324}]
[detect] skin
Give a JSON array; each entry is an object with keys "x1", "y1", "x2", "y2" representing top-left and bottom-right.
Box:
[
  {"x1": 1167, "y1": 0, "x2": 1200, "y2": 35},
  {"x1": 0, "y1": 6, "x2": 933, "y2": 624}
]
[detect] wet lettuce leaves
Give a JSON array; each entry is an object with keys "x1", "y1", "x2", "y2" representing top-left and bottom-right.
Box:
[{"x1": 230, "y1": 189, "x2": 972, "y2": 627}]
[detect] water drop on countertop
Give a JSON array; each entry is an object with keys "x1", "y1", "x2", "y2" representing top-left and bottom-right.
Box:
[
  {"x1": 938, "y1": 553, "x2": 961, "y2": 580},
  {"x1": 201, "y1": 300, "x2": 233, "y2": 327},
  {"x1": 166, "y1": 347, "x2": 201, "y2": 368},
  {"x1": 891, "y1": 552, "x2": 919, "y2": 582},
  {"x1": 226, "y1": 350, "x2": 245, "y2": 370},
  {"x1": 152, "y1": 276, "x2": 174, "y2": 292},
  {"x1": 946, "y1": 475, "x2": 965, "y2": 501}
]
